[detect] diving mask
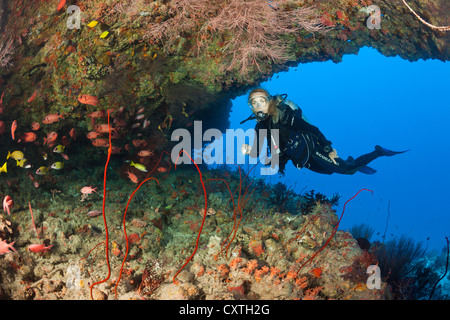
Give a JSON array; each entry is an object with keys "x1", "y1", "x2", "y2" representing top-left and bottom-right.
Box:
[{"x1": 248, "y1": 95, "x2": 269, "y2": 110}]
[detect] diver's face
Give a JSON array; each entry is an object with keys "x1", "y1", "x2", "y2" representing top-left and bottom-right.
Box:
[{"x1": 248, "y1": 93, "x2": 269, "y2": 114}]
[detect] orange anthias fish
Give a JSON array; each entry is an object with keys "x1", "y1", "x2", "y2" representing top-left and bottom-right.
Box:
[
  {"x1": 0, "y1": 91, "x2": 4, "y2": 114},
  {"x1": 95, "y1": 123, "x2": 117, "y2": 134},
  {"x1": 20, "y1": 132, "x2": 37, "y2": 143},
  {"x1": 86, "y1": 131, "x2": 99, "y2": 140},
  {"x1": 87, "y1": 110, "x2": 104, "y2": 119},
  {"x1": 132, "y1": 139, "x2": 147, "y2": 148},
  {"x1": 3, "y1": 195, "x2": 13, "y2": 215},
  {"x1": 57, "y1": 0, "x2": 66, "y2": 11},
  {"x1": 43, "y1": 132, "x2": 58, "y2": 146},
  {"x1": 61, "y1": 135, "x2": 70, "y2": 146},
  {"x1": 0, "y1": 239, "x2": 16, "y2": 254},
  {"x1": 0, "y1": 121, "x2": 5, "y2": 135},
  {"x1": 42, "y1": 114, "x2": 64, "y2": 124},
  {"x1": 28, "y1": 90, "x2": 37, "y2": 103},
  {"x1": 31, "y1": 122, "x2": 40, "y2": 131},
  {"x1": 11, "y1": 120, "x2": 17, "y2": 140},
  {"x1": 126, "y1": 171, "x2": 138, "y2": 184},
  {"x1": 78, "y1": 95, "x2": 99, "y2": 106},
  {"x1": 28, "y1": 244, "x2": 53, "y2": 253},
  {"x1": 137, "y1": 150, "x2": 154, "y2": 157},
  {"x1": 81, "y1": 186, "x2": 97, "y2": 194},
  {"x1": 157, "y1": 167, "x2": 168, "y2": 173},
  {"x1": 111, "y1": 146, "x2": 122, "y2": 154},
  {"x1": 91, "y1": 139, "x2": 109, "y2": 147},
  {"x1": 69, "y1": 128, "x2": 76, "y2": 140}
]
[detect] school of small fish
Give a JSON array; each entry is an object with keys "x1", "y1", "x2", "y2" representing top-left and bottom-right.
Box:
[
  {"x1": 0, "y1": 0, "x2": 175, "y2": 267},
  {"x1": 0, "y1": 63, "x2": 161, "y2": 257}
]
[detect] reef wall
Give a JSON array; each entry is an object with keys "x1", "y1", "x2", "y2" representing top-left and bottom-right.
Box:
[{"x1": 0, "y1": 0, "x2": 448, "y2": 162}]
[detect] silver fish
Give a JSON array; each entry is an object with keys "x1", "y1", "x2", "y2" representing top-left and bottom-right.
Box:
[{"x1": 87, "y1": 210, "x2": 102, "y2": 217}]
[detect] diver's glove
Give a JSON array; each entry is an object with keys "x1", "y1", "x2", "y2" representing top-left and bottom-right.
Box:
[
  {"x1": 241, "y1": 144, "x2": 252, "y2": 155},
  {"x1": 328, "y1": 148, "x2": 339, "y2": 165}
]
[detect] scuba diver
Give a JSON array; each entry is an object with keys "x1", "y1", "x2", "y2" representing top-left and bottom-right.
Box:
[{"x1": 240, "y1": 88, "x2": 407, "y2": 175}]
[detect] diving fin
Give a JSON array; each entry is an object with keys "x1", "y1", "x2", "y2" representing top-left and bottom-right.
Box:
[
  {"x1": 346, "y1": 156, "x2": 376, "y2": 174},
  {"x1": 358, "y1": 165, "x2": 377, "y2": 175},
  {"x1": 375, "y1": 145, "x2": 409, "y2": 157}
]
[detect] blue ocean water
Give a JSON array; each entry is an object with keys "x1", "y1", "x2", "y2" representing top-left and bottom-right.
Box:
[{"x1": 227, "y1": 46, "x2": 450, "y2": 254}]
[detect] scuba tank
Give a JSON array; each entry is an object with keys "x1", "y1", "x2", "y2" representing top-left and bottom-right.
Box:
[{"x1": 274, "y1": 94, "x2": 311, "y2": 124}]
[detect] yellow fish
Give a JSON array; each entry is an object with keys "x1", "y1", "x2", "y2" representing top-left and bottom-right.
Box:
[
  {"x1": 51, "y1": 162, "x2": 64, "y2": 170},
  {"x1": 0, "y1": 162, "x2": 7, "y2": 174},
  {"x1": 7, "y1": 151, "x2": 24, "y2": 161},
  {"x1": 16, "y1": 159, "x2": 25, "y2": 167},
  {"x1": 100, "y1": 31, "x2": 109, "y2": 39},
  {"x1": 87, "y1": 21, "x2": 98, "y2": 28},
  {"x1": 130, "y1": 161, "x2": 147, "y2": 172},
  {"x1": 182, "y1": 106, "x2": 189, "y2": 118},
  {"x1": 36, "y1": 166, "x2": 49, "y2": 175},
  {"x1": 16, "y1": 159, "x2": 31, "y2": 168},
  {"x1": 53, "y1": 145, "x2": 65, "y2": 153}
]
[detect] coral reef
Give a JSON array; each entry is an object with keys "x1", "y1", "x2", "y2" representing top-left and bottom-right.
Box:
[
  {"x1": 0, "y1": 163, "x2": 391, "y2": 300},
  {"x1": 0, "y1": 0, "x2": 448, "y2": 301}
]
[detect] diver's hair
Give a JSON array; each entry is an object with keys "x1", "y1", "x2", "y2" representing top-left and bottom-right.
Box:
[{"x1": 248, "y1": 88, "x2": 284, "y2": 123}]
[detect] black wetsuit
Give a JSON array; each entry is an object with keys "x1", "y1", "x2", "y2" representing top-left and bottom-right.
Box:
[{"x1": 251, "y1": 102, "x2": 385, "y2": 175}]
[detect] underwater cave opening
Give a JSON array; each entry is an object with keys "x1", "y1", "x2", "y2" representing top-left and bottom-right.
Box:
[{"x1": 219, "y1": 46, "x2": 450, "y2": 256}]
